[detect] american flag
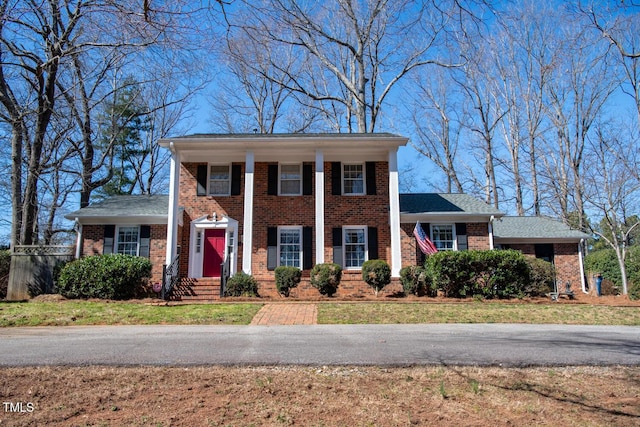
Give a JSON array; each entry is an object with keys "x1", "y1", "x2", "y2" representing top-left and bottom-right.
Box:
[{"x1": 414, "y1": 221, "x2": 438, "y2": 255}]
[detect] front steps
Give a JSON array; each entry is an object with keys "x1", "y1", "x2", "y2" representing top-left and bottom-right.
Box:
[{"x1": 169, "y1": 278, "x2": 222, "y2": 301}]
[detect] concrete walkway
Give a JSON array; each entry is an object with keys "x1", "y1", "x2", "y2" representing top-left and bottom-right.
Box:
[{"x1": 250, "y1": 303, "x2": 317, "y2": 325}]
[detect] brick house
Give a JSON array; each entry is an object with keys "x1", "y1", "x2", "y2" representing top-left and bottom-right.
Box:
[
  {"x1": 492, "y1": 216, "x2": 589, "y2": 292},
  {"x1": 67, "y1": 133, "x2": 589, "y2": 298},
  {"x1": 65, "y1": 194, "x2": 172, "y2": 285}
]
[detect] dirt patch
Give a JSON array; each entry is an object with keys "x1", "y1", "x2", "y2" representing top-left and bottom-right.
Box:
[{"x1": 1, "y1": 366, "x2": 638, "y2": 426}]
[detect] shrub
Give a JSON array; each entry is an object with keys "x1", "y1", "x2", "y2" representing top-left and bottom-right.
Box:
[
  {"x1": 426, "y1": 251, "x2": 475, "y2": 298},
  {"x1": 525, "y1": 257, "x2": 555, "y2": 297},
  {"x1": 584, "y1": 246, "x2": 640, "y2": 294},
  {"x1": 224, "y1": 272, "x2": 259, "y2": 297},
  {"x1": 274, "y1": 266, "x2": 301, "y2": 297},
  {"x1": 399, "y1": 265, "x2": 433, "y2": 296},
  {"x1": 310, "y1": 263, "x2": 342, "y2": 296},
  {"x1": 629, "y1": 280, "x2": 640, "y2": 301},
  {"x1": 426, "y1": 250, "x2": 530, "y2": 299},
  {"x1": 584, "y1": 249, "x2": 622, "y2": 287},
  {"x1": 0, "y1": 250, "x2": 9, "y2": 300},
  {"x1": 361, "y1": 259, "x2": 391, "y2": 296},
  {"x1": 57, "y1": 254, "x2": 152, "y2": 300}
]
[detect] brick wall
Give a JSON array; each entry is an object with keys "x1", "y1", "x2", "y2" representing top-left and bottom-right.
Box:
[
  {"x1": 82, "y1": 225, "x2": 105, "y2": 256},
  {"x1": 400, "y1": 223, "x2": 421, "y2": 267},
  {"x1": 80, "y1": 224, "x2": 167, "y2": 284},
  {"x1": 324, "y1": 161, "x2": 391, "y2": 265},
  {"x1": 252, "y1": 162, "x2": 315, "y2": 280},
  {"x1": 506, "y1": 242, "x2": 583, "y2": 289},
  {"x1": 179, "y1": 161, "x2": 393, "y2": 295},
  {"x1": 467, "y1": 223, "x2": 491, "y2": 250},
  {"x1": 179, "y1": 162, "x2": 246, "y2": 276}
]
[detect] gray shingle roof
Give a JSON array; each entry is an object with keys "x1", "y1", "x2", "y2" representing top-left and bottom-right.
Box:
[
  {"x1": 65, "y1": 195, "x2": 169, "y2": 220},
  {"x1": 399, "y1": 193, "x2": 503, "y2": 216},
  {"x1": 493, "y1": 216, "x2": 589, "y2": 240}
]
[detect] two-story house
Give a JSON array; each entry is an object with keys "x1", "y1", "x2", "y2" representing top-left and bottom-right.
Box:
[
  {"x1": 157, "y1": 133, "x2": 407, "y2": 297},
  {"x1": 66, "y1": 133, "x2": 589, "y2": 299}
]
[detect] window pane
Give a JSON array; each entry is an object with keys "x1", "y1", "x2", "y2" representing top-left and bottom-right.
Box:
[
  {"x1": 117, "y1": 226, "x2": 139, "y2": 255},
  {"x1": 209, "y1": 165, "x2": 230, "y2": 195},
  {"x1": 280, "y1": 164, "x2": 301, "y2": 195},
  {"x1": 432, "y1": 225, "x2": 454, "y2": 251},
  {"x1": 279, "y1": 228, "x2": 301, "y2": 267},
  {"x1": 344, "y1": 228, "x2": 366, "y2": 268},
  {"x1": 343, "y1": 164, "x2": 364, "y2": 194}
]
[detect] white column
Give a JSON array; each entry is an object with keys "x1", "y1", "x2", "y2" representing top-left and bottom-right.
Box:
[
  {"x1": 388, "y1": 148, "x2": 402, "y2": 277},
  {"x1": 74, "y1": 219, "x2": 82, "y2": 259},
  {"x1": 166, "y1": 145, "x2": 180, "y2": 264},
  {"x1": 242, "y1": 151, "x2": 255, "y2": 274},
  {"x1": 578, "y1": 239, "x2": 587, "y2": 293},
  {"x1": 315, "y1": 150, "x2": 325, "y2": 264},
  {"x1": 488, "y1": 216, "x2": 495, "y2": 250}
]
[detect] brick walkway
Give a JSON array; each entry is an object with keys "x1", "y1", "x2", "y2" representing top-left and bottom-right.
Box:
[{"x1": 250, "y1": 303, "x2": 318, "y2": 325}]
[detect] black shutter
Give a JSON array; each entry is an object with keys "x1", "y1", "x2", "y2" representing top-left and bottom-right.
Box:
[
  {"x1": 331, "y1": 162, "x2": 341, "y2": 195},
  {"x1": 267, "y1": 164, "x2": 278, "y2": 195},
  {"x1": 332, "y1": 227, "x2": 343, "y2": 266},
  {"x1": 231, "y1": 164, "x2": 242, "y2": 195},
  {"x1": 367, "y1": 227, "x2": 378, "y2": 260},
  {"x1": 139, "y1": 226, "x2": 151, "y2": 258},
  {"x1": 303, "y1": 164, "x2": 313, "y2": 195},
  {"x1": 196, "y1": 165, "x2": 207, "y2": 196},
  {"x1": 455, "y1": 223, "x2": 468, "y2": 251},
  {"x1": 103, "y1": 225, "x2": 115, "y2": 254},
  {"x1": 267, "y1": 227, "x2": 277, "y2": 270},
  {"x1": 422, "y1": 223, "x2": 431, "y2": 238},
  {"x1": 366, "y1": 162, "x2": 377, "y2": 195},
  {"x1": 303, "y1": 226, "x2": 313, "y2": 269}
]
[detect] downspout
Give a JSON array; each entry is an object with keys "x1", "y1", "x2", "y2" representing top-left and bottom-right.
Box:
[
  {"x1": 578, "y1": 239, "x2": 587, "y2": 293},
  {"x1": 74, "y1": 218, "x2": 82, "y2": 259},
  {"x1": 488, "y1": 215, "x2": 495, "y2": 250}
]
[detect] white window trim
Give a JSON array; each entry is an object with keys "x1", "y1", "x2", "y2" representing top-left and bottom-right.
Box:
[
  {"x1": 278, "y1": 163, "x2": 302, "y2": 196},
  {"x1": 430, "y1": 223, "x2": 457, "y2": 251},
  {"x1": 188, "y1": 214, "x2": 239, "y2": 278},
  {"x1": 342, "y1": 163, "x2": 366, "y2": 196},
  {"x1": 343, "y1": 225, "x2": 368, "y2": 270},
  {"x1": 208, "y1": 163, "x2": 231, "y2": 196},
  {"x1": 115, "y1": 225, "x2": 140, "y2": 256},
  {"x1": 277, "y1": 226, "x2": 303, "y2": 268}
]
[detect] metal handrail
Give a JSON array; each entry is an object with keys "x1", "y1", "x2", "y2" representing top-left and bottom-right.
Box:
[
  {"x1": 161, "y1": 254, "x2": 180, "y2": 300},
  {"x1": 220, "y1": 255, "x2": 231, "y2": 298}
]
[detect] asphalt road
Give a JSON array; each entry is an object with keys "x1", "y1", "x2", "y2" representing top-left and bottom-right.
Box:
[{"x1": 0, "y1": 324, "x2": 638, "y2": 367}]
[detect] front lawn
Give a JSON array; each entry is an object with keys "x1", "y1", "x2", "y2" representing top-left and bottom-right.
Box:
[
  {"x1": 0, "y1": 301, "x2": 262, "y2": 327},
  {"x1": 317, "y1": 302, "x2": 640, "y2": 325}
]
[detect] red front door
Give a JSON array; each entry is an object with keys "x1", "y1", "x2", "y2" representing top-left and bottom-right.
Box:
[{"x1": 203, "y1": 229, "x2": 225, "y2": 277}]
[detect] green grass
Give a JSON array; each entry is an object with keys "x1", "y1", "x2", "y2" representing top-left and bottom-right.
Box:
[
  {"x1": 1, "y1": 300, "x2": 639, "y2": 327},
  {"x1": 0, "y1": 301, "x2": 263, "y2": 327},
  {"x1": 316, "y1": 302, "x2": 640, "y2": 325}
]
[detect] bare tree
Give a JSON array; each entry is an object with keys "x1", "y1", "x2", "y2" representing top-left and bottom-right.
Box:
[
  {"x1": 0, "y1": 0, "x2": 172, "y2": 246},
  {"x1": 454, "y1": 37, "x2": 508, "y2": 209},
  {"x1": 583, "y1": 123, "x2": 640, "y2": 295},
  {"x1": 491, "y1": 2, "x2": 557, "y2": 215},
  {"x1": 408, "y1": 68, "x2": 464, "y2": 193},
  {"x1": 582, "y1": 1, "x2": 640, "y2": 124},
  {"x1": 538, "y1": 9, "x2": 619, "y2": 228},
  {"x1": 234, "y1": 0, "x2": 486, "y2": 132},
  {"x1": 211, "y1": 29, "x2": 318, "y2": 133}
]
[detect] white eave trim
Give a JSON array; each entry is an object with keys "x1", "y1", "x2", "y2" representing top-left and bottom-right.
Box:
[
  {"x1": 73, "y1": 215, "x2": 169, "y2": 225},
  {"x1": 494, "y1": 237, "x2": 586, "y2": 244},
  {"x1": 400, "y1": 213, "x2": 503, "y2": 223}
]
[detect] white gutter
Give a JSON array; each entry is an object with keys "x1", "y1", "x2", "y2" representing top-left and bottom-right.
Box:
[
  {"x1": 488, "y1": 215, "x2": 495, "y2": 250},
  {"x1": 74, "y1": 218, "x2": 82, "y2": 259},
  {"x1": 579, "y1": 239, "x2": 587, "y2": 293}
]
